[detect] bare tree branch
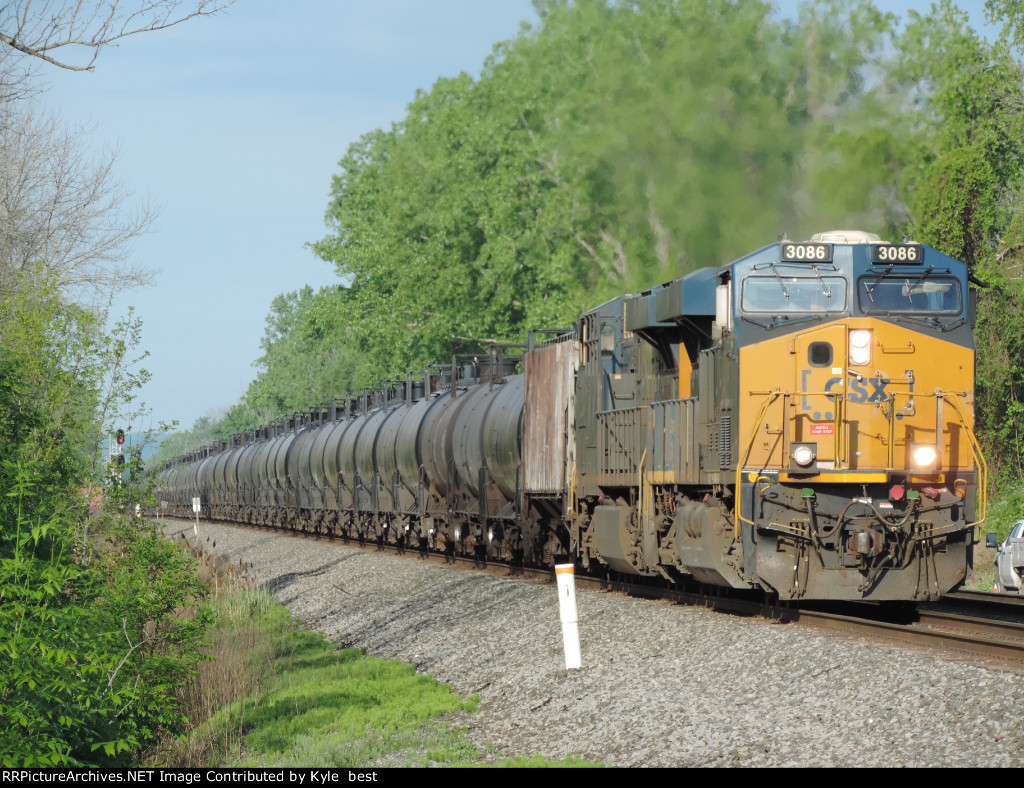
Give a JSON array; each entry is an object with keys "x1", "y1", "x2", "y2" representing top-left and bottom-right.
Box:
[
  {"x1": 0, "y1": 104, "x2": 159, "y2": 303},
  {"x1": 106, "y1": 616, "x2": 155, "y2": 695},
  {"x1": 0, "y1": 47, "x2": 39, "y2": 103},
  {"x1": 0, "y1": 0, "x2": 233, "y2": 72}
]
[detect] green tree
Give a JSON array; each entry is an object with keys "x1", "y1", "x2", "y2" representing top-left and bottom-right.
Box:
[
  {"x1": 895, "y1": 1, "x2": 1024, "y2": 482},
  {"x1": 305, "y1": 0, "x2": 905, "y2": 398}
]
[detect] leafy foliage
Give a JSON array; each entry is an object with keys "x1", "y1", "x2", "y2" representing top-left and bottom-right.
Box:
[
  {"x1": 309, "y1": 0, "x2": 908, "y2": 383},
  {"x1": 0, "y1": 277, "x2": 209, "y2": 766},
  {"x1": 890, "y1": 1, "x2": 1024, "y2": 495},
  {"x1": 0, "y1": 0, "x2": 245, "y2": 765}
]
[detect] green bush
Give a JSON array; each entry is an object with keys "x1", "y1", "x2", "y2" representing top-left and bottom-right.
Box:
[{"x1": 0, "y1": 279, "x2": 210, "y2": 766}]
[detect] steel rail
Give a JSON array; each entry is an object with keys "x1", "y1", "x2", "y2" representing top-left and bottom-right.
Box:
[
  {"x1": 788, "y1": 606, "x2": 1024, "y2": 667},
  {"x1": 947, "y1": 588, "x2": 1024, "y2": 607}
]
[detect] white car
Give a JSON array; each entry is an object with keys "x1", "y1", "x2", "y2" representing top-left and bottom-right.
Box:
[{"x1": 992, "y1": 520, "x2": 1024, "y2": 595}]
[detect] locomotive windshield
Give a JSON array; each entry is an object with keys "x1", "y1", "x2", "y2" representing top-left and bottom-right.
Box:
[
  {"x1": 857, "y1": 275, "x2": 960, "y2": 314},
  {"x1": 741, "y1": 275, "x2": 847, "y2": 313}
]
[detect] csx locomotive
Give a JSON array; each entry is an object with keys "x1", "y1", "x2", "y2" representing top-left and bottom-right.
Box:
[{"x1": 158, "y1": 231, "x2": 986, "y2": 601}]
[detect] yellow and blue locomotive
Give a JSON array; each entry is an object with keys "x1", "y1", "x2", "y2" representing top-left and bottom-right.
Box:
[
  {"x1": 159, "y1": 231, "x2": 984, "y2": 602},
  {"x1": 564, "y1": 230, "x2": 983, "y2": 600}
]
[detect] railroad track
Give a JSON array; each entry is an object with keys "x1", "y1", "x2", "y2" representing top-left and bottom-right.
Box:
[
  {"x1": 785, "y1": 602, "x2": 1024, "y2": 670},
  {"x1": 160, "y1": 515, "x2": 1024, "y2": 673},
  {"x1": 947, "y1": 587, "x2": 1024, "y2": 607}
]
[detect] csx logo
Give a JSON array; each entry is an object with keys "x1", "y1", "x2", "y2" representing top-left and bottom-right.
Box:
[
  {"x1": 823, "y1": 375, "x2": 890, "y2": 403},
  {"x1": 800, "y1": 370, "x2": 891, "y2": 411}
]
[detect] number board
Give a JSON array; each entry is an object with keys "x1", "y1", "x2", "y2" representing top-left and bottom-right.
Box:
[
  {"x1": 872, "y1": 244, "x2": 923, "y2": 264},
  {"x1": 780, "y1": 242, "x2": 832, "y2": 262}
]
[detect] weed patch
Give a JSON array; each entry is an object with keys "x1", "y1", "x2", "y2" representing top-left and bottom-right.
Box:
[{"x1": 156, "y1": 580, "x2": 598, "y2": 768}]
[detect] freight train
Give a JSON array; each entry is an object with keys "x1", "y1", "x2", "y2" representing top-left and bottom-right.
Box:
[{"x1": 158, "y1": 231, "x2": 986, "y2": 601}]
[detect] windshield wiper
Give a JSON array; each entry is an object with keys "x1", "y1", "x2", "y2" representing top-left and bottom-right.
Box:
[
  {"x1": 865, "y1": 264, "x2": 894, "y2": 301},
  {"x1": 742, "y1": 314, "x2": 825, "y2": 331},
  {"x1": 741, "y1": 315, "x2": 772, "y2": 330},
  {"x1": 776, "y1": 314, "x2": 826, "y2": 329},
  {"x1": 811, "y1": 264, "x2": 831, "y2": 301},
  {"x1": 768, "y1": 262, "x2": 789, "y2": 299},
  {"x1": 904, "y1": 265, "x2": 935, "y2": 296}
]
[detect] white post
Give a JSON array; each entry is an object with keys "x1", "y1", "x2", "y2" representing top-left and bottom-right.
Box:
[
  {"x1": 555, "y1": 563, "x2": 582, "y2": 670},
  {"x1": 192, "y1": 496, "x2": 201, "y2": 536}
]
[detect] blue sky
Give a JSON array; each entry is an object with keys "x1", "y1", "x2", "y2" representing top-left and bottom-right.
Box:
[
  {"x1": 41, "y1": 0, "x2": 540, "y2": 436},
  {"x1": 36, "y1": 0, "x2": 999, "y2": 439}
]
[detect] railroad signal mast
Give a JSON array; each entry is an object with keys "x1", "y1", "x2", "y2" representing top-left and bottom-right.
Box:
[{"x1": 111, "y1": 428, "x2": 126, "y2": 465}]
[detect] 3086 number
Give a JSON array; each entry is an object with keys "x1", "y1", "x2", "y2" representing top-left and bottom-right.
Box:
[
  {"x1": 781, "y1": 243, "x2": 831, "y2": 262},
  {"x1": 873, "y1": 244, "x2": 923, "y2": 263}
]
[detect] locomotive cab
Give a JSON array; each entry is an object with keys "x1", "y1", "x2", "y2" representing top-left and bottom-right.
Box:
[{"x1": 731, "y1": 233, "x2": 983, "y2": 599}]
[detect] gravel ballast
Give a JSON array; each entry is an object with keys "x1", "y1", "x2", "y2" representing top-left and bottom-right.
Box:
[{"x1": 165, "y1": 519, "x2": 1023, "y2": 768}]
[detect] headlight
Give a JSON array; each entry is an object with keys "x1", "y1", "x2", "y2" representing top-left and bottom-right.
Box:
[
  {"x1": 911, "y1": 444, "x2": 939, "y2": 471},
  {"x1": 791, "y1": 443, "x2": 817, "y2": 468},
  {"x1": 849, "y1": 330, "x2": 871, "y2": 366}
]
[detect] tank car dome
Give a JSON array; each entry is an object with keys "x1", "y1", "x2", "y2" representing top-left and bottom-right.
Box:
[{"x1": 809, "y1": 230, "x2": 882, "y2": 244}]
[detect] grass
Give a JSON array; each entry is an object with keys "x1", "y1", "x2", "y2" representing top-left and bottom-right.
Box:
[
  {"x1": 964, "y1": 481, "x2": 1023, "y2": 592},
  {"x1": 153, "y1": 581, "x2": 600, "y2": 768},
  {"x1": 226, "y1": 639, "x2": 480, "y2": 768},
  {"x1": 985, "y1": 479, "x2": 1024, "y2": 544},
  {"x1": 966, "y1": 544, "x2": 998, "y2": 591}
]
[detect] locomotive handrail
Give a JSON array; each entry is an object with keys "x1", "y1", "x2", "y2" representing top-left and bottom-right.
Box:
[
  {"x1": 639, "y1": 448, "x2": 649, "y2": 568},
  {"x1": 750, "y1": 387, "x2": 846, "y2": 469},
  {"x1": 887, "y1": 393, "x2": 897, "y2": 468},
  {"x1": 734, "y1": 390, "x2": 782, "y2": 539},
  {"x1": 937, "y1": 390, "x2": 987, "y2": 529},
  {"x1": 817, "y1": 386, "x2": 986, "y2": 527},
  {"x1": 750, "y1": 385, "x2": 982, "y2": 475},
  {"x1": 834, "y1": 391, "x2": 846, "y2": 466}
]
